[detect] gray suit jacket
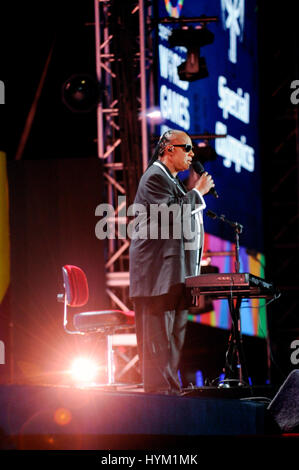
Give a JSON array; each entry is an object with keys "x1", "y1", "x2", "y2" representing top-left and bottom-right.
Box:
[{"x1": 129, "y1": 161, "x2": 205, "y2": 299}]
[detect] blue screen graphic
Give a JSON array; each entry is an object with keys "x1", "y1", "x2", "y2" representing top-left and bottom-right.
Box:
[{"x1": 155, "y1": 0, "x2": 263, "y2": 252}]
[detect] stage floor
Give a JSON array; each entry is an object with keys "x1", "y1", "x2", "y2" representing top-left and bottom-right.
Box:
[{"x1": 0, "y1": 382, "x2": 283, "y2": 451}]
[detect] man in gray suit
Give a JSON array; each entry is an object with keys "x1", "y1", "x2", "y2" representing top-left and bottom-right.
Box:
[{"x1": 129, "y1": 129, "x2": 214, "y2": 394}]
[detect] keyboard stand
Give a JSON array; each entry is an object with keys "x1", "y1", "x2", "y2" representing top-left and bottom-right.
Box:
[{"x1": 221, "y1": 295, "x2": 249, "y2": 387}]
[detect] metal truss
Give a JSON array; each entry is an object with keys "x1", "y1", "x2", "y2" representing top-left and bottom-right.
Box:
[{"x1": 94, "y1": 0, "x2": 153, "y2": 312}]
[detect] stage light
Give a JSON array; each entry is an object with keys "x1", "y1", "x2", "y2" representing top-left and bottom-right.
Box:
[
  {"x1": 193, "y1": 141, "x2": 218, "y2": 164},
  {"x1": 177, "y1": 51, "x2": 209, "y2": 82},
  {"x1": 61, "y1": 74, "x2": 101, "y2": 113},
  {"x1": 70, "y1": 357, "x2": 99, "y2": 383},
  {"x1": 168, "y1": 26, "x2": 214, "y2": 82}
]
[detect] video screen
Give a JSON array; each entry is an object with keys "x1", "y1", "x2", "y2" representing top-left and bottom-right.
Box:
[{"x1": 153, "y1": 0, "x2": 265, "y2": 337}]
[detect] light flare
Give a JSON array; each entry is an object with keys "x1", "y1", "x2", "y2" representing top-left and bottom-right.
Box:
[{"x1": 69, "y1": 357, "x2": 99, "y2": 383}]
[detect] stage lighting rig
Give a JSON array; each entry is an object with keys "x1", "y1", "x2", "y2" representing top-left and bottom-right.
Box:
[
  {"x1": 193, "y1": 141, "x2": 218, "y2": 164},
  {"x1": 168, "y1": 26, "x2": 214, "y2": 82},
  {"x1": 190, "y1": 132, "x2": 226, "y2": 163},
  {"x1": 61, "y1": 74, "x2": 102, "y2": 113},
  {"x1": 159, "y1": 15, "x2": 217, "y2": 82}
]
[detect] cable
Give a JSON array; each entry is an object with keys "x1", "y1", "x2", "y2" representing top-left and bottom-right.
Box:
[
  {"x1": 239, "y1": 293, "x2": 287, "y2": 382},
  {"x1": 239, "y1": 292, "x2": 281, "y2": 311}
]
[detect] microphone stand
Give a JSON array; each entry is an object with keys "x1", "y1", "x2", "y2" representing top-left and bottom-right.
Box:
[
  {"x1": 206, "y1": 210, "x2": 249, "y2": 388},
  {"x1": 206, "y1": 210, "x2": 243, "y2": 273}
]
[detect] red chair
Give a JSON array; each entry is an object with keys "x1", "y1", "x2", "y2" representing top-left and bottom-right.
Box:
[{"x1": 58, "y1": 264, "x2": 135, "y2": 387}]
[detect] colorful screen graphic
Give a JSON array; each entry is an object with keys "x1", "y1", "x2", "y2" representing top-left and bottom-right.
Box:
[
  {"x1": 154, "y1": 0, "x2": 266, "y2": 337},
  {"x1": 192, "y1": 233, "x2": 267, "y2": 338}
]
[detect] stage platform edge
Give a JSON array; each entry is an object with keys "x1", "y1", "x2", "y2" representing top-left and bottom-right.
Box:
[{"x1": 0, "y1": 383, "x2": 281, "y2": 450}]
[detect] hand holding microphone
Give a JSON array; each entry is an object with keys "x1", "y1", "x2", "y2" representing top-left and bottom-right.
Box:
[{"x1": 192, "y1": 159, "x2": 219, "y2": 198}]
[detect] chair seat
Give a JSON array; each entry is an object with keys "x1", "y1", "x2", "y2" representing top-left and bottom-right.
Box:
[{"x1": 73, "y1": 310, "x2": 134, "y2": 332}]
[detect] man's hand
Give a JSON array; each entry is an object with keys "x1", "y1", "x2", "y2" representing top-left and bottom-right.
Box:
[{"x1": 194, "y1": 171, "x2": 215, "y2": 196}]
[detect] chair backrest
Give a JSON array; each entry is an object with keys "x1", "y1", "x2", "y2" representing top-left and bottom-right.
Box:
[{"x1": 62, "y1": 265, "x2": 89, "y2": 307}]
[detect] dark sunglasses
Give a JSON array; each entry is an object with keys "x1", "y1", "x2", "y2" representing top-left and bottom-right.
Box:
[{"x1": 172, "y1": 144, "x2": 194, "y2": 152}]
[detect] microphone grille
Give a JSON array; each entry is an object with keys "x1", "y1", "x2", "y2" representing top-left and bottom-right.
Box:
[{"x1": 192, "y1": 160, "x2": 205, "y2": 174}]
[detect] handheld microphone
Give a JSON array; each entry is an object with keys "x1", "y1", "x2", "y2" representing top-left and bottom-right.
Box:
[{"x1": 192, "y1": 160, "x2": 219, "y2": 199}]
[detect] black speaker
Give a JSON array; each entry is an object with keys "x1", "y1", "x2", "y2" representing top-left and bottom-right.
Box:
[{"x1": 267, "y1": 369, "x2": 299, "y2": 432}]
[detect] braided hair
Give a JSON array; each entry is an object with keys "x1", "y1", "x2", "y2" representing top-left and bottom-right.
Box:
[{"x1": 147, "y1": 129, "x2": 175, "y2": 169}]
